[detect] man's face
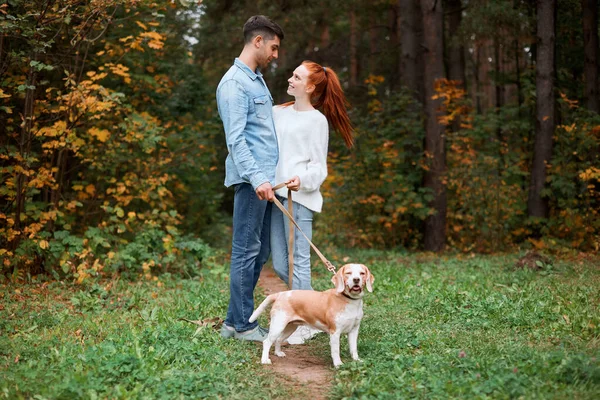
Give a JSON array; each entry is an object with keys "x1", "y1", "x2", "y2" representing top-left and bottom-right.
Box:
[{"x1": 256, "y1": 36, "x2": 280, "y2": 69}]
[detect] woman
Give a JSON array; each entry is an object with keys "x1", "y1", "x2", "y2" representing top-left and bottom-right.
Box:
[{"x1": 270, "y1": 61, "x2": 353, "y2": 306}]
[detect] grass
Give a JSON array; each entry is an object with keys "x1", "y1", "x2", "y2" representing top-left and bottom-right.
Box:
[
  {"x1": 1, "y1": 250, "x2": 599, "y2": 399},
  {"x1": 0, "y1": 271, "x2": 289, "y2": 399},
  {"x1": 320, "y1": 250, "x2": 600, "y2": 399}
]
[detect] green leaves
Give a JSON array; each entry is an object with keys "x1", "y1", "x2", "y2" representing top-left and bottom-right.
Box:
[
  {"x1": 29, "y1": 60, "x2": 54, "y2": 72},
  {"x1": 16, "y1": 84, "x2": 35, "y2": 91}
]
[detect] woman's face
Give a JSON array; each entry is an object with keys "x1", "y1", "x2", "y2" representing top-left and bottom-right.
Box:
[{"x1": 287, "y1": 64, "x2": 313, "y2": 98}]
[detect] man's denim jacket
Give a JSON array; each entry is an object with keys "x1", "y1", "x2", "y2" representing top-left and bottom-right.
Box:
[{"x1": 216, "y1": 58, "x2": 278, "y2": 190}]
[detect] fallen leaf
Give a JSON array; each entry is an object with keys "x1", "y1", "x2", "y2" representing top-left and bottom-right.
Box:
[{"x1": 179, "y1": 317, "x2": 224, "y2": 336}]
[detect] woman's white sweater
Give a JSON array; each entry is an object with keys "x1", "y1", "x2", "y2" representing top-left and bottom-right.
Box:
[{"x1": 273, "y1": 105, "x2": 329, "y2": 213}]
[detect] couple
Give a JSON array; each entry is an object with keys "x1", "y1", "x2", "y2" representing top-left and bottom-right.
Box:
[{"x1": 216, "y1": 15, "x2": 353, "y2": 342}]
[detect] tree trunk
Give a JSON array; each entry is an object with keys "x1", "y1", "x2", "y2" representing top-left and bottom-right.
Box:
[
  {"x1": 350, "y1": 10, "x2": 358, "y2": 86},
  {"x1": 390, "y1": 4, "x2": 400, "y2": 89},
  {"x1": 583, "y1": 0, "x2": 599, "y2": 113},
  {"x1": 446, "y1": 0, "x2": 465, "y2": 85},
  {"x1": 514, "y1": 0, "x2": 524, "y2": 110},
  {"x1": 400, "y1": 0, "x2": 423, "y2": 101},
  {"x1": 421, "y1": 0, "x2": 447, "y2": 252},
  {"x1": 446, "y1": 0, "x2": 465, "y2": 132},
  {"x1": 321, "y1": 22, "x2": 330, "y2": 49},
  {"x1": 473, "y1": 43, "x2": 482, "y2": 113},
  {"x1": 514, "y1": 37, "x2": 524, "y2": 109},
  {"x1": 494, "y1": 37, "x2": 505, "y2": 109},
  {"x1": 527, "y1": 0, "x2": 556, "y2": 219},
  {"x1": 369, "y1": 15, "x2": 378, "y2": 74}
]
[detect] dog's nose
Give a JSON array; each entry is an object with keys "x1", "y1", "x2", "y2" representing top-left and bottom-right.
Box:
[{"x1": 353, "y1": 278, "x2": 360, "y2": 284}]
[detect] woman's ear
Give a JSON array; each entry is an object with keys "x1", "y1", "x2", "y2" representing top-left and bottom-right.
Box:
[{"x1": 306, "y1": 84, "x2": 315, "y2": 94}]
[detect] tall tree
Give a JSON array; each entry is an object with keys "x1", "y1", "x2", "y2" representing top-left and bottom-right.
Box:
[
  {"x1": 494, "y1": 37, "x2": 505, "y2": 109},
  {"x1": 446, "y1": 0, "x2": 465, "y2": 133},
  {"x1": 513, "y1": 0, "x2": 526, "y2": 110},
  {"x1": 446, "y1": 0, "x2": 466, "y2": 86},
  {"x1": 527, "y1": 0, "x2": 556, "y2": 220},
  {"x1": 350, "y1": 9, "x2": 359, "y2": 86},
  {"x1": 400, "y1": 0, "x2": 423, "y2": 101},
  {"x1": 421, "y1": 0, "x2": 447, "y2": 251},
  {"x1": 583, "y1": 0, "x2": 599, "y2": 113}
]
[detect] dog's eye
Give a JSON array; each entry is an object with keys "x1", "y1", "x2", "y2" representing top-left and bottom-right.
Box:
[{"x1": 360, "y1": 272, "x2": 366, "y2": 275}]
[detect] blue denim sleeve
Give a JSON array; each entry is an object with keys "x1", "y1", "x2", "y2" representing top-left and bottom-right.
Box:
[{"x1": 217, "y1": 79, "x2": 269, "y2": 189}]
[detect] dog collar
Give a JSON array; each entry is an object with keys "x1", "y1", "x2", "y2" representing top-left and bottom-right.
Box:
[{"x1": 342, "y1": 292, "x2": 361, "y2": 301}]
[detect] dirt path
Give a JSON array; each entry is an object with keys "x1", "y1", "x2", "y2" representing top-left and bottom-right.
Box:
[{"x1": 257, "y1": 266, "x2": 334, "y2": 400}]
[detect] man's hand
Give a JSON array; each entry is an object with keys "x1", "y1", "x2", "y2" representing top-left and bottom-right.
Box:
[
  {"x1": 256, "y1": 182, "x2": 275, "y2": 201},
  {"x1": 285, "y1": 176, "x2": 301, "y2": 191}
]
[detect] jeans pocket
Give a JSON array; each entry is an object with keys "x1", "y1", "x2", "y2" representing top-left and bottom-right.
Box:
[{"x1": 253, "y1": 95, "x2": 269, "y2": 120}]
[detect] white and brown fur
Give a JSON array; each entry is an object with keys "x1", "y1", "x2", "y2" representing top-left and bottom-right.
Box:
[{"x1": 249, "y1": 263, "x2": 374, "y2": 367}]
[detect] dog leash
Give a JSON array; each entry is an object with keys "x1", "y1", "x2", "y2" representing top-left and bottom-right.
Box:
[{"x1": 271, "y1": 182, "x2": 336, "y2": 289}]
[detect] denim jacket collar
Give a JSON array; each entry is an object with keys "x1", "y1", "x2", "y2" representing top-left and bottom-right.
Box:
[{"x1": 234, "y1": 58, "x2": 263, "y2": 81}]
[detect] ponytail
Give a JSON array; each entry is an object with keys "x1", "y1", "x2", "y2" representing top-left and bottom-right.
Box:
[{"x1": 303, "y1": 61, "x2": 354, "y2": 148}]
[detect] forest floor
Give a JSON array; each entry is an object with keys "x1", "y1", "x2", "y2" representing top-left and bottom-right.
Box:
[{"x1": 2, "y1": 250, "x2": 599, "y2": 399}]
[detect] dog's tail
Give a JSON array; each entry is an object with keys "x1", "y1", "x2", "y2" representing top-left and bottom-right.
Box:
[{"x1": 249, "y1": 293, "x2": 278, "y2": 323}]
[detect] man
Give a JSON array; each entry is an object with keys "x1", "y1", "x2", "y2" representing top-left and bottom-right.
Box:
[{"x1": 216, "y1": 15, "x2": 284, "y2": 342}]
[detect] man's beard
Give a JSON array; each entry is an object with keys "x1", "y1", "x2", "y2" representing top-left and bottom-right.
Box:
[{"x1": 258, "y1": 56, "x2": 270, "y2": 69}]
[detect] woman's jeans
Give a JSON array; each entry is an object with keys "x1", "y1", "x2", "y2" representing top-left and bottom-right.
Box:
[
  {"x1": 225, "y1": 183, "x2": 272, "y2": 332},
  {"x1": 270, "y1": 196, "x2": 314, "y2": 290}
]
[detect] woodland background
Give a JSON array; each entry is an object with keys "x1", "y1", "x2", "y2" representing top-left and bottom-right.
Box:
[{"x1": 1, "y1": 0, "x2": 599, "y2": 282}]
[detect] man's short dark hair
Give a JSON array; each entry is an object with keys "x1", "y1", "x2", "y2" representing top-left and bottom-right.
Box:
[{"x1": 243, "y1": 15, "x2": 284, "y2": 44}]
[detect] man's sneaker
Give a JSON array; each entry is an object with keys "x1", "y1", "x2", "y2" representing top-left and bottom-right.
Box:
[
  {"x1": 234, "y1": 325, "x2": 269, "y2": 342},
  {"x1": 286, "y1": 325, "x2": 321, "y2": 345},
  {"x1": 220, "y1": 323, "x2": 235, "y2": 339}
]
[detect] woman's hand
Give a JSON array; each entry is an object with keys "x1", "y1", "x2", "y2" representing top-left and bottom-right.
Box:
[{"x1": 286, "y1": 176, "x2": 301, "y2": 191}]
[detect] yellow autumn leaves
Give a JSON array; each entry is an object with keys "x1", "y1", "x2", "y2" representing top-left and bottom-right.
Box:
[
  {"x1": 579, "y1": 167, "x2": 600, "y2": 182},
  {"x1": 88, "y1": 127, "x2": 111, "y2": 142}
]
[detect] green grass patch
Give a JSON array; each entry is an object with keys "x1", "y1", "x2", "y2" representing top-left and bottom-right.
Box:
[
  {"x1": 320, "y1": 250, "x2": 600, "y2": 399},
  {"x1": 1, "y1": 251, "x2": 599, "y2": 399},
  {"x1": 0, "y1": 273, "x2": 289, "y2": 399}
]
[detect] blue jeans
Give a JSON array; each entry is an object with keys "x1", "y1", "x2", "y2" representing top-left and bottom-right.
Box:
[
  {"x1": 270, "y1": 196, "x2": 314, "y2": 290},
  {"x1": 225, "y1": 183, "x2": 272, "y2": 332}
]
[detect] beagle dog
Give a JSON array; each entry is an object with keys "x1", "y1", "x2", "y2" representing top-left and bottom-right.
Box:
[{"x1": 249, "y1": 263, "x2": 374, "y2": 367}]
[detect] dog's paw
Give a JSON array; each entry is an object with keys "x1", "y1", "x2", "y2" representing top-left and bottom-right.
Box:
[
  {"x1": 261, "y1": 358, "x2": 272, "y2": 365},
  {"x1": 275, "y1": 350, "x2": 286, "y2": 358},
  {"x1": 333, "y1": 361, "x2": 343, "y2": 368},
  {"x1": 352, "y1": 357, "x2": 363, "y2": 363}
]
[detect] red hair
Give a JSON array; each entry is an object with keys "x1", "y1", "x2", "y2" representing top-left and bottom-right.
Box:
[{"x1": 285, "y1": 61, "x2": 354, "y2": 148}]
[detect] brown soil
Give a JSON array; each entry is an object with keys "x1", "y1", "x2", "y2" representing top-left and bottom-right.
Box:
[{"x1": 257, "y1": 266, "x2": 334, "y2": 400}]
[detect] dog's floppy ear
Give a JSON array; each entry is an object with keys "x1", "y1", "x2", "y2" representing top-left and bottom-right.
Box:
[
  {"x1": 364, "y1": 265, "x2": 375, "y2": 293},
  {"x1": 331, "y1": 266, "x2": 346, "y2": 293}
]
